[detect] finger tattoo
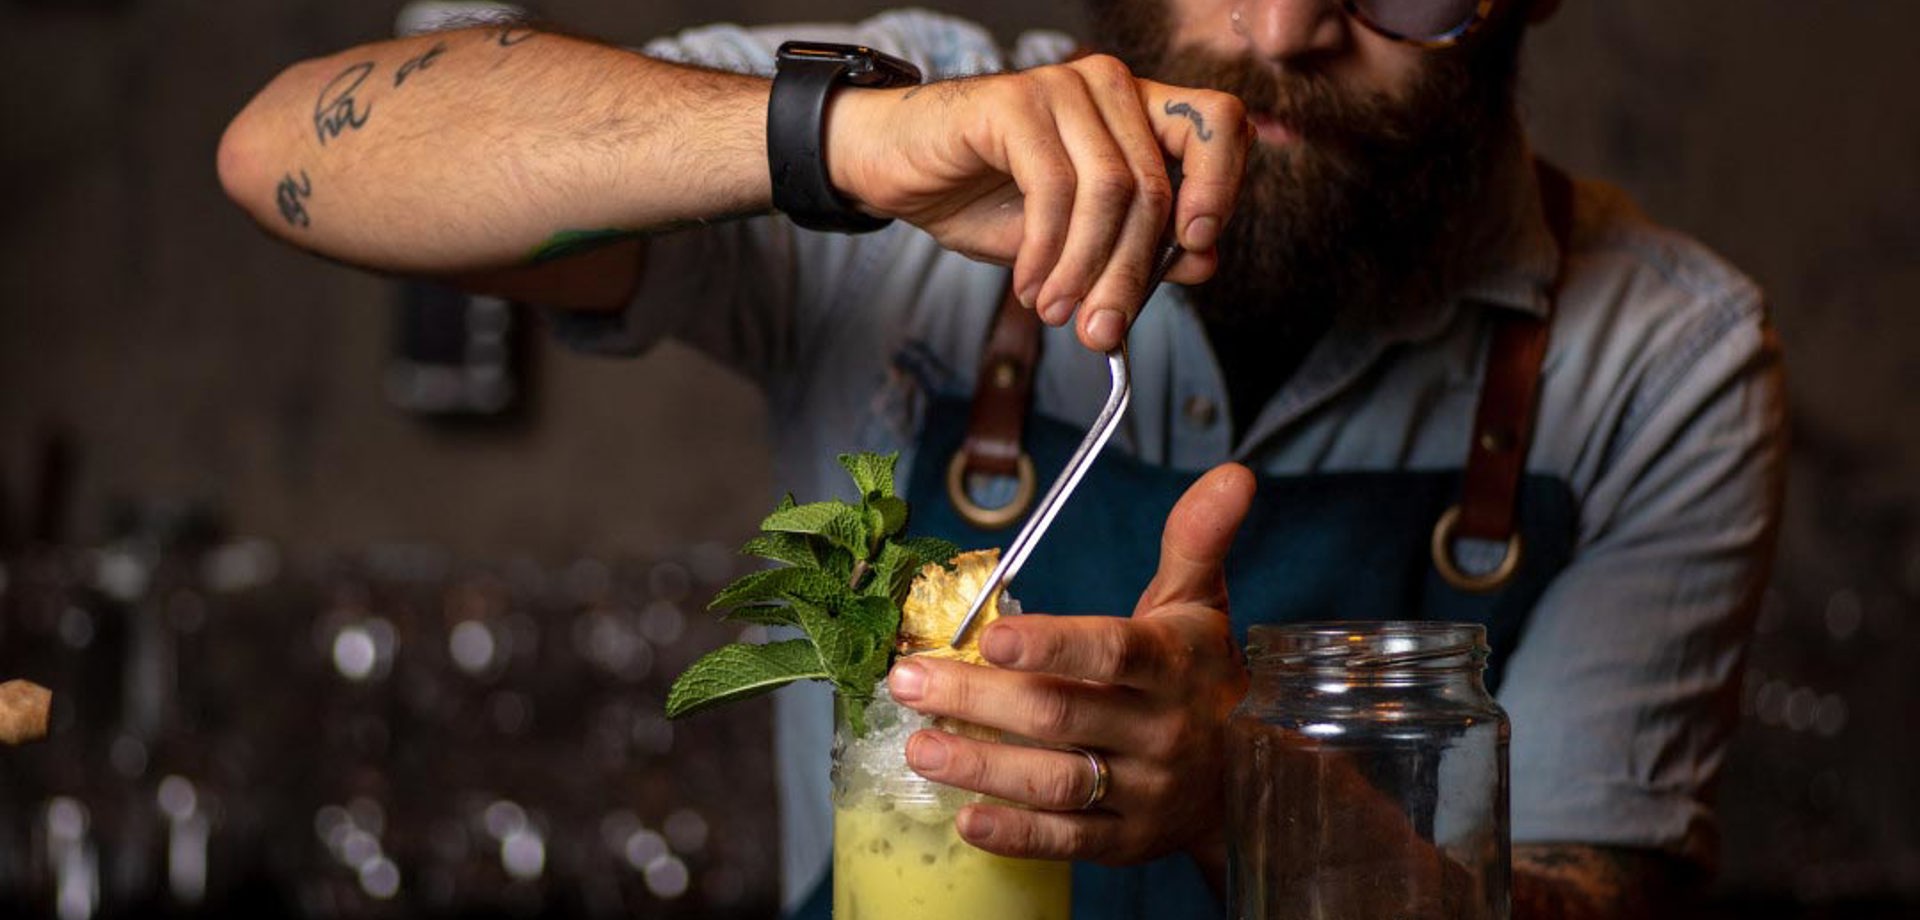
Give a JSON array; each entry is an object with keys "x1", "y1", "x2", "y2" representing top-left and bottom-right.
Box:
[{"x1": 1163, "y1": 100, "x2": 1214, "y2": 141}]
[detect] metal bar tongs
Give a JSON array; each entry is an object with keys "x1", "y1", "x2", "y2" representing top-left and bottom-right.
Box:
[{"x1": 949, "y1": 235, "x2": 1187, "y2": 647}]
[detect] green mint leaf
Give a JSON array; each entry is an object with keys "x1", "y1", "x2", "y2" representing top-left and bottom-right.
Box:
[
  {"x1": 838, "y1": 452, "x2": 899, "y2": 500},
  {"x1": 869, "y1": 496, "x2": 910, "y2": 539},
  {"x1": 739, "y1": 532, "x2": 821, "y2": 569},
  {"x1": 829, "y1": 632, "x2": 892, "y2": 738},
  {"x1": 762, "y1": 500, "x2": 853, "y2": 536},
  {"x1": 708, "y1": 568, "x2": 786, "y2": 612},
  {"x1": 670, "y1": 450, "x2": 942, "y2": 738},
  {"x1": 842, "y1": 594, "x2": 900, "y2": 643},
  {"x1": 820, "y1": 507, "x2": 873, "y2": 561},
  {"x1": 720, "y1": 605, "x2": 802, "y2": 628},
  {"x1": 899, "y1": 536, "x2": 962, "y2": 568},
  {"x1": 665, "y1": 640, "x2": 827, "y2": 719},
  {"x1": 790, "y1": 601, "x2": 860, "y2": 674},
  {"x1": 822, "y1": 546, "x2": 856, "y2": 576},
  {"x1": 866, "y1": 541, "x2": 914, "y2": 602},
  {"x1": 710, "y1": 568, "x2": 855, "y2": 616},
  {"x1": 789, "y1": 600, "x2": 886, "y2": 691},
  {"x1": 708, "y1": 568, "x2": 795, "y2": 611}
]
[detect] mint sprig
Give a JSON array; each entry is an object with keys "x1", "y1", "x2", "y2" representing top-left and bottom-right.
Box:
[{"x1": 665, "y1": 453, "x2": 960, "y2": 734}]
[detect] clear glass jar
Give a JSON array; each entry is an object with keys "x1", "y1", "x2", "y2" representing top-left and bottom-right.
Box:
[
  {"x1": 1226, "y1": 622, "x2": 1510, "y2": 920},
  {"x1": 832, "y1": 682, "x2": 1070, "y2": 920}
]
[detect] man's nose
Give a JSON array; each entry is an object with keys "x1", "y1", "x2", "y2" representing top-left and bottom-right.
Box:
[{"x1": 1236, "y1": 0, "x2": 1349, "y2": 63}]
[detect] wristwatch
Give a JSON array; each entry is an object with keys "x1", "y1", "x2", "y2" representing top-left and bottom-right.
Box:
[{"x1": 768, "y1": 41, "x2": 923, "y2": 233}]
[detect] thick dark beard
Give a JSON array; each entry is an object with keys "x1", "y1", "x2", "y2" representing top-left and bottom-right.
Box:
[{"x1": 1088, "y1": 2, "x2": 1526, "y2": 334}]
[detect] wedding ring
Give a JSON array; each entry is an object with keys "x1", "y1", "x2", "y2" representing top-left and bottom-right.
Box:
[{"x1": 1071, "y1": 746, "x2": 1111, "y2": 810}]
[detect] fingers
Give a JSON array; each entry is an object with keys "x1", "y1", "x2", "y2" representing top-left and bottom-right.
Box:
[
  {"x1": 1003, "y1": 104, "x2": 1078, "y2": 315},
  {"x1": 1046, "y1": 57, "x2": 1177, "y2": 352},
  {"x1": 997, "y1": 56, "x2": 1248, "y2": 352},
  {"x1": 906, "y1": 731, "x2": 1139, "y2": 862},
  {"x1": 958, "y1": 802, "x2": 1127, "y2": 862},
  {"x1": 1137, "y1": 463, "x2": 1256, "y2": 615},
  {"x1": 1138, "y1": 80, "x2": 1250, "y2": 282},
  {"x1": 888, "y1": 656, "x2": 1153, "y2": 749},
  {"x1": 906, "y1": 731, "x2": 1114, "y2": 812},
  {"x1": 978, "y1": 615, "x2": 1179, "y2": 690},
  {"x1": 1026, "y1": 64, "x2": 1138, "y2": 340}
]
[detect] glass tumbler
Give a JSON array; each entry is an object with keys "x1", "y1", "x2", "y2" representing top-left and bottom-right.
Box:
[
  {"x1": 832, "y1": 682, "x2": 1070, "y2": 920},
  {"x1": 1227, "y1": 622, "x2": 1510, "y2": 920}
]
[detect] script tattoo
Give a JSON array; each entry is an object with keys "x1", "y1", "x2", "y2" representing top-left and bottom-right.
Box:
[
  {"x1": 275, "y1": 170, "x2": 313, "y2": 228},
  {"x1": 1164, "y1": 100, "x2": 1215, "y2": 141},
  {"x1": 314, "y1": 61, "x2": 375, "y2": 145},
  {"x1": 492, "y1": 25, "x2": 536, "y2": 47},
  {"x1": 394, "y1": 42, "x2": 446, "y2": 87}
]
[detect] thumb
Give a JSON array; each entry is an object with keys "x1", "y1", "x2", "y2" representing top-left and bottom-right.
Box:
[{"x1": 1136, "y1": 463, "x2": 1256, "y2": 616}]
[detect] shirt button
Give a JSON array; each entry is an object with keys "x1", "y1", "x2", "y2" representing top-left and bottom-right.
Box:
[{"x1": 1183, "y1": 395, "x2": 1219, "y2": 428}]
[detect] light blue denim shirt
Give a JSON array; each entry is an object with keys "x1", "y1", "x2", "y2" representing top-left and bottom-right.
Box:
[{"x1": 553, "y1": 9, "x2": 1787, "y2": 909}]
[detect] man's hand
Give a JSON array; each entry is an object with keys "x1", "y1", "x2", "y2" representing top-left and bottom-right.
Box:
[
  {"x1": 884, "y1": 464, "x2": 1256, "y2": 866},
  {"x1": 830, "y1": 55, "x2": 1251, "y2": 352}
]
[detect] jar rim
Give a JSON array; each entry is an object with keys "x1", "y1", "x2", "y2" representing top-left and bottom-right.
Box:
[{"x1": 1245, "y1": 621, "x2": 1488, "y2": 672}]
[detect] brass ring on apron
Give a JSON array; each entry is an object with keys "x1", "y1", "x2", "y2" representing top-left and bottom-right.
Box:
[
  {"x1": 946, "y1": 450, "x2": 1037, "y2": 531},
  {"x1": 1430, "y1": 504, "x2": 1523, "y2": 593}
]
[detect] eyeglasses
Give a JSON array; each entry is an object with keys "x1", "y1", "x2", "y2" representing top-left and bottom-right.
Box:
[{"x1": 1339, "y1": 0, "x2": 1496, "y2": 48}]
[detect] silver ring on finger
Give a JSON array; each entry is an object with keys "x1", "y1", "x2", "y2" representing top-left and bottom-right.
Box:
[{"x1": 1068, "y1": 746, "x2": 1111, "y2": 810}]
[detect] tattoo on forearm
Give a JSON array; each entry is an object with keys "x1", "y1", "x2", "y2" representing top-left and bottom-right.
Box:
[
  {"x1": 394, "y1": 42, "x2": 446, "y2": 87},
  {"x1": 1512, "y1": 845, "x2": 1687, "y2": 920},
  {"x1": 492, "y1": 25, "x2": 537, "y2": 47},
  {"x1": 275, "y1": 170, "x2": 313, "y2": 228},
  {"x1": 314, "y1": 62, "x2": 375, "y2": 145},
  {"x1": 1164, "y1": 100, "x2": 1215, "y2": 141},
  {"x1": 526, "y1": 228, "x2": 641, "y2": 265}
]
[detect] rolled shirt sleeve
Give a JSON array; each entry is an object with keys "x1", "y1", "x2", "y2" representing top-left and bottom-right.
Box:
[{"x1": 1501, "y1": 237, "x2": 1787, "y2": 867}]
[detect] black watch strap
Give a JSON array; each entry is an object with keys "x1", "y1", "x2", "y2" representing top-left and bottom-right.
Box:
[{"x1": 768, "y1": 41, "x2": 922, "y2": 234}]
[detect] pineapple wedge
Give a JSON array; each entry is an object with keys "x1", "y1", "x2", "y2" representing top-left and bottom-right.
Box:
[{"x1": 896, "y1": 549, "x2": 1015, "y2": 664}]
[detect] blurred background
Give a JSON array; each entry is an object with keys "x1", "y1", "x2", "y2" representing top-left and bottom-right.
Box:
[{"x1": 1, "y1": 0, "x2": 1916, "y2": 917}]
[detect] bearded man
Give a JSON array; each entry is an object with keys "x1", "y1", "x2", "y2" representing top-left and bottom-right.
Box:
[{"x1": 218, "y1": 1, "x2": 1785, "y2": 916}]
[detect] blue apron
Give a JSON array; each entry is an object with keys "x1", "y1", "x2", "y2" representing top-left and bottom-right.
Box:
[{"x1": 789, "y1": 393, "x2": 1577, "y2": 919}]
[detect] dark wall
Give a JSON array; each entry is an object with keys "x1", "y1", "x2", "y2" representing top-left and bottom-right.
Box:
[{"x1": 2, "y1": 0, "x2": 1915, "y2": 906}]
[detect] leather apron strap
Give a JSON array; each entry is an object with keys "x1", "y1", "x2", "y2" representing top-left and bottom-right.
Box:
[
  {"x1": 945, "y1": 284, "x2": 1042, "y2": 529},
  {"x1": 1431, "y1": 160, "x2": 1577, "y2": 592}
]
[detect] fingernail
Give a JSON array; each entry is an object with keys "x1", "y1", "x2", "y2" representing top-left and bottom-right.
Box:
[
  {"x1": 959, "y1": 808, "x2": 997, "y2": 840},
  {"x1": 889, "y1": 660, "x2": 927, "y2": 701},
  {"x1": 1087, "y1": 309, "x2": 1127, "y2": 348},
  {"x1": 981, "y1": 624, "x2": 1021, "y2": 665},
  {"x1": 1185, "y1": 216, "x2": 1220, "y2": 250},
  {"x1": 1043, "y1": 299, "x2": 1075, "y2": 325},
  {"x1": 1019, "y1": 285, "x2": 1041, "y2": 310},
  {"x1": 907, "y1": 733, "x2": 949, "y2": 772}
]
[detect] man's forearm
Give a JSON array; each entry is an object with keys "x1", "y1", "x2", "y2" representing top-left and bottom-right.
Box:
[
  {"x1": 217, "y1": 24, "x2": 769, "y2": 274},
  {"x1": 1513, "y1": 845, "x2": 1690, "y2": 919}
]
